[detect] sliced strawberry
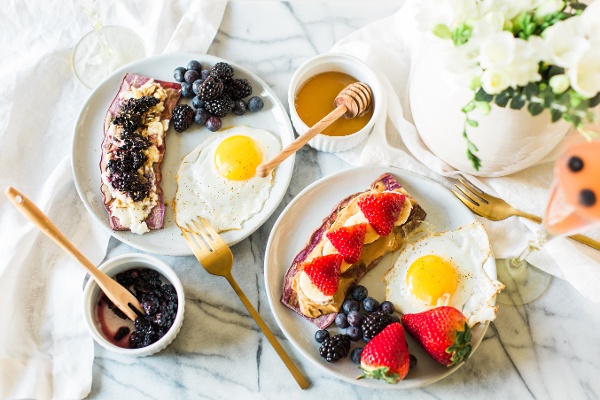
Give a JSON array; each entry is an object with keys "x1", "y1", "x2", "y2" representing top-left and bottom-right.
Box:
[
  {"x1": 325, "y1": 223, "x2": 367, "y2": 264},
  {"x1": 358, "y1": 322, "x2": 410, "y2": 383},
  {"x1": 357, "y1": 192, "x2": 406, "y2": 236},
  {"x1": 401, "y1": 306, "x2": 472, "y2": 367},
  {"x1": 301, "y1": 254, "x2": 342, "y2": 296}
]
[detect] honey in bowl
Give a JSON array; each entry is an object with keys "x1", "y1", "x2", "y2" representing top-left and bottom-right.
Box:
[{"x1": 294, "y1": 71, "x2": 374, "y2": 137}]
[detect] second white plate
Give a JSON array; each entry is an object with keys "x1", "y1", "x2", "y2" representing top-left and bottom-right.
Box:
[{"x1": 264, "y1": 165, "x2": 496, "y2": 389}]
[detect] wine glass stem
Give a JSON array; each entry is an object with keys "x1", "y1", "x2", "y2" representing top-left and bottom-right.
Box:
[
  {"x1": 508, "y1": 229, "x2": 550, "y2": 272},
  {"x1": 83, "y1": 1, "x2": 112, "y2": 60}
]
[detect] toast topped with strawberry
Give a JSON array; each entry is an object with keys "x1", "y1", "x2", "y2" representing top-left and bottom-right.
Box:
[
  {"x1": 281, "y1": 173, "x2": 427, "y2": 328},
  {"x1": 100, "y1": 74, "x2": 181, "y2": 234}
]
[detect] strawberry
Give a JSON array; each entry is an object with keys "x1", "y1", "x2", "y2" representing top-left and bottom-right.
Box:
[
  {"x1": 357, "y1": 192, "x2": 406, "y2": 236},
  {"x1": 401, "y1": 306, "x2": 472, "y2": 367},
  {"x1": 357, "y1": 322, "x2": 410, "y2": 384},
  {"x1": 325, "y1": 223, "x2": 367, "y2": 264},
  {"x1": 301, "y1": 254, "x2": 342, "y2": 296}
]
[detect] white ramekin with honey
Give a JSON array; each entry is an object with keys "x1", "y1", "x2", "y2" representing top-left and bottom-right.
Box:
[{"x1": 288, "y1": 53, "x2": 384, "y2": 153}]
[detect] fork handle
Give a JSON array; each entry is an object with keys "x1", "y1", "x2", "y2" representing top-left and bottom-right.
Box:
[
  {"x1": 224, "y1": 274, "x2": 310, "y2": 389},
  {"x1": 516, "y1": 210, "x2": 600, "y2": 251}
]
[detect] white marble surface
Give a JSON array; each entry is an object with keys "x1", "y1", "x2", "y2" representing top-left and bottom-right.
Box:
[{"x1": 89, "y1": 1, "x2": 600, "y2": 399}]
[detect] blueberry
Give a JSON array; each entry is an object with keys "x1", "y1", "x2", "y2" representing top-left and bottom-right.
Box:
[
  {"x1": 363, "y1": 297, "x2": 380, "y2": 313},
  {"x1": 580, "y1": 189, "x2": 596, "y2": 206},
  {"x1": 173, "y1": 67, "x2": 186, "y2": 82},
  {"x1": 346, "y1": 326, "x2": 362, "y2": 341},
  {"x1": 351, "y1": 285, "x2": 368, "y2": 301},
  {"x1": 350, "y1": 347, "x2": 363, "y2": 364},
  {"x1": 232, "y1": 100, "x2": 247, "y2": 116},
  {"x1": 568, "y1": 156, "x2": 584, "y2": 172},
  {"x1": 409, "y1": 354, "x2": 418, "y2": 369},
  {"x1": 206, "y1": 116, "x2": 222, "y2": 132},
  {"x1": 192, "y1": 79, "x2": 204, "y2": 96},
  {"x1": 342, "y1": 299, "x2": 359, "y2": 315},
  {"x1": 380, "y1": 301, "x2": 395, "y2": 314},
  {"x1": 191, "y1": 95, "x2": 205, "y2": 110},
  {"x1": 334, "y1": 313, "x2": 349, "y2": 329},
  {"x1": 184, "y1": 69, "x2": 200, "y2": 84},
  {"x1": 187, "y1": 60, "x2": 202, "y2": 72},
  {"x1": 346, "y1": 310, "x2": 363, "y2": 327},
  {"x1": 201, "y1": 69, "x2": 211, "y2": 80},
  {"x1": 247, "y1": 96, "x2": 264, "y2": 112},
  {"x1": 194, "y1": 108, "x2": 210, "y2": 125},
  {"x1": 181, "y1": 82, "x2": 194, "y2": 98},
  {"x1": 314, "y1": 329, "x2": 330, "y2": 344}
]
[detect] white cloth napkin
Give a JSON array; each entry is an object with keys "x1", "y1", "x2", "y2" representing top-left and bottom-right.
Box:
[
  {"x1": 329, "y1": 0, "x2": 600, "y2": 303},
  {"x1": 0, "y1": 0, "x2": 226, "y2": 398}
]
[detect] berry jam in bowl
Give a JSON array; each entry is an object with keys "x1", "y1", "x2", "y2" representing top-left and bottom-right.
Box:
[{"x1": 82, "y1": 253, "x2": 185, "y2": 356}]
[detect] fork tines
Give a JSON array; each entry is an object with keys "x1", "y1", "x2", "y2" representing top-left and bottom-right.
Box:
[
  {"x1": 182, "y1": 218, "x2": 217, "y2": 252},
  {"x1": 454, "y1": 175, "x2": 488, "y2": 206}
]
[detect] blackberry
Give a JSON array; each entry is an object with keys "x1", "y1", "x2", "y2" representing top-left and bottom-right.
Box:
[
  {"x1": 319, "y1": 334, "x2": 351, "y2": 363},
  {"x1": 197, "y1": 76, "x2": 224, "y2": 101},
  {"x1": 225, "y1": 78, "x2": 252, "y2": 100},
  {"x1": 204, "y1": 95, "x2": 234, "y2": 117},
  {"x1": 210, "y1": 62, "x2": 234, "y2": 81},
  {"x1": 171, "y1": 104, "x2": 194, "y2": 132},
  {"x1": 114, "y1": 327, "x2": 130, "y2": 341},
  {"x1": 113, "y1": 96, "x2": 158, "y2": 133},
  {"x1": 361, "y1": 310, "x2": 395, "y2": 341}
]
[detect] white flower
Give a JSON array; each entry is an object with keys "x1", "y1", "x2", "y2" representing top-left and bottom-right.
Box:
[
  {"x1": 581, "y1": 0, "x2": 600, "y2": 40},
  {"x1": 534, "y1": 0, "x2": 565, "y2": 21},
  {"x1": 488, "y1": 0, "x2": 537, "y2": 20},
  {"x1": 471, "y1": 11, "x2": 505, "y2": 38},
  {"x1": 481, "y1": 68, "x2": 510, "y2": 94},
  {"x1": 415, "y1": 0, "x2": 480, "y2": 31},
  {"x1": 549, "y1": 74, "x2": 570, "y2": 94},
  {"x1": 543, "y1": 17, "x2": 589, "y2": 68},
  {"x1": 444, "y1": 40, "x2": 483, "y2": 87},
  {"x1": 568, "y1": 50, "x2": 600, "y2": 98},
  {"x1": 479, "y1": 31, "x2": 515, "y2": 69}
]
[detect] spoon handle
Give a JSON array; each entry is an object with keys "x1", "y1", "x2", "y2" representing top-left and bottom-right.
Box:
[
  {"x1": 4, "y1": 186, "x2": 142, "y2": 321},
  {"x1": 255, "y1": 104, "x2": 347, "y2": 178}
]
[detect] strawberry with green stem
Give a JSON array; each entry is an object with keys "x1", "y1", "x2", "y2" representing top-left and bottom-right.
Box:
[
  {"x1": 401, "y1": 306, "x2": 472, "y2": 367},
  {"x1": 357, "y1": 322, "x2": 410, "y2": 384}
]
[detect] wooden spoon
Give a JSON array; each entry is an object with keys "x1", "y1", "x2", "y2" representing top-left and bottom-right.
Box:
[
  {"x1": 5, "y1": 187, "x2": 144, "y2": 321},
  {"x1": 255, "y1": 81, "x2": 373, "y2": 178}
]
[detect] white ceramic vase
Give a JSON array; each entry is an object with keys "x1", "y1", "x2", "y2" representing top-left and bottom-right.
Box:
[{"x1": 409, "y1": 41, "x2": 571, "y2": 177}]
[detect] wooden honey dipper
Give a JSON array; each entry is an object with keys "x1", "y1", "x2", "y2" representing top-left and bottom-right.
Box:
[{"x1": 255, "y1": 81, "x2": 373, "y2": 178}]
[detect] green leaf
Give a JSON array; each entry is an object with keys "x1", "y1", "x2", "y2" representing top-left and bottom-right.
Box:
[
  {"x1": 527, "y1": 102, "x2": 545, "y2": 116},
  {"x1": 494, "y1": 91, "x2": 511, "y2": 108},
  {"x1": 466, "y1": 119, "x2": 479, "y2": 127},
  {"x1": 589, "y1": 93, "x2": 600, "y2": 108},
  {"x1": 475, "y1": 88, "x2": 493, "y2": 102},
  {"x1": 432, "y1": 24, "x2": 452, "y2": 40},
  {"x1": 475, "y1": 101, "x2": 491, "y2": 115},
  {"x1": 524, "y1": 82, "x2": 539, "y2": 99},
  {"x1": 461, "y1": 102, "x2": 477, "y2": 113},
  {"x1": 510, "y1": 95, "x2": 526, "y2": 110},
  {"x1": 570, "y1": 2, "x2": 587, "y2": 10},
  {"x1": 551, "y1": 108, "x2": 563, "y2": 122}
]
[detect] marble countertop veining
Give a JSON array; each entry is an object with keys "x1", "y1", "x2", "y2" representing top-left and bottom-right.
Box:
[{"x1": 89, "y1": 1, "x2": 600, "y2": 399}]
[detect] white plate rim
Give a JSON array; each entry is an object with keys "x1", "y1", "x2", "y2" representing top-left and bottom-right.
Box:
[
  {"x1": 264, "y1": 165, "x2": 496, "y2": 389},
  {"x1": 71, "y1": 52, "x2": 295, "y2": 256}
]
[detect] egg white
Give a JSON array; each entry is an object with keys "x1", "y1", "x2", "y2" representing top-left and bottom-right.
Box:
[
  {"x1": 174, "y1": 126, "x2": 281, "y2": 232},
  {"x1": 383, "y1": 221, "x2": 504, "y2": 326}
]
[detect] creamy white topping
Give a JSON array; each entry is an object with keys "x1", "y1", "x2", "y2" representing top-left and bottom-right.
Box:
[{"x1": 299, "y1": 271, "x2": 335, "y2": 305}]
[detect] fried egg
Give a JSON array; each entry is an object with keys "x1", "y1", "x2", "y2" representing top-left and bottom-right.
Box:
[
  {"x1": 383, "y1": 221, "x2": 504, "y2": 326},
  {"x1": 174, "y1": 126, "x2": 280, "y2": 232}
]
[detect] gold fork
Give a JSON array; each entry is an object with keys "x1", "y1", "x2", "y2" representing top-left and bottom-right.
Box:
[
  {"x1": 452, "y1": 175, "x2": 600, "y2": 251},
  {"x1": 181, "y1": 218, "x2": 310, "y2": 390}
]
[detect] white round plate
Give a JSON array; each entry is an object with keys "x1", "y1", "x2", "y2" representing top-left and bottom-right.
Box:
[
  {"x1": 264, "y1": 165, "x2": 496, "y2": 389},
  {"x1": 72, "y1": 53, "x2": 295, "y2": 256}
]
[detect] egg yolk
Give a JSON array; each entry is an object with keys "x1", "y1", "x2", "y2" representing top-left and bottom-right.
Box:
[
  {"x1": 214, "y1": 135, "x2": 262, "y2": 181},
  {"x1": 405, "y1": 254, "x2": 459, "y2": 306}
]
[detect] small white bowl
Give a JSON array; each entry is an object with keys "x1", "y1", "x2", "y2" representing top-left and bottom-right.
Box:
[
  {"x1": 288, "y1": 53, "x2": 385, "y2": 153},
  {"x1": 82, "y1": 253, "x2": 185, "y2": 356}
]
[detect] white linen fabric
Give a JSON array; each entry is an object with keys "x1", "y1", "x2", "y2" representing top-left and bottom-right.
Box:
[
  {"x1": 330, "y1": 0, "x2": 600, "y2": 302},
  {"x1": 0, "y1": 0, "x2": 226, "y2": 398}
]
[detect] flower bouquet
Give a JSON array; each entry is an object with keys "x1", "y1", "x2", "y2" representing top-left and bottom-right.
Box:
[{"x1": 416, "y1": 0, "x2": 600, "y2": 171}]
